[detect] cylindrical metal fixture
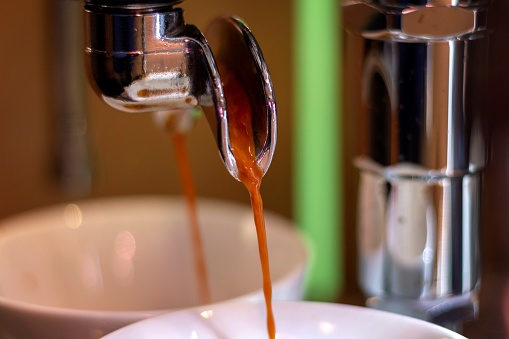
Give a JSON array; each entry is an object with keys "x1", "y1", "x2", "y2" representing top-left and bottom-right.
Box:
[{"x1": 344, "y1": 0, "x2": 489, "y2": 329}]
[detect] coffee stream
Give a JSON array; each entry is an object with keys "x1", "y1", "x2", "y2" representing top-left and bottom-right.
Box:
[
  {"x1": 171, "y1": 132, "x2": 212, "y2": 305},
  {"x1": 221, "y1": 65, "x2": 276, "y2": 339},
  {"x1": 166, "y1": 68, "x2": 275, "y2": 338}
]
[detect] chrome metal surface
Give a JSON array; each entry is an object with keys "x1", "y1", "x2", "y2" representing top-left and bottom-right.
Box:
[
  {"x1": 84, "y1": 5, "x2": 277, "y2": 180},
  {"x1": 344, "y1": 0, "x2": 489, "y2": 329}
]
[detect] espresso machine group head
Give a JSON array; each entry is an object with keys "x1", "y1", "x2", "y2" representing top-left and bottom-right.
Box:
[
  {"x1": 343, "y1": 0, "x2": 489, "y2": 330},
  {"x1": 82, "y1": 0, "x2": 277, "y2": 180}
]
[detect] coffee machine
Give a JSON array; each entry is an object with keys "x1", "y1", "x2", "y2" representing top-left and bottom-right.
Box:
[
  {"x1": 343, "y1": 0, "x2": 489, "y2": 330},
  {"x1": 82, "y1": 0, "x2": 277, "y2": 180}
]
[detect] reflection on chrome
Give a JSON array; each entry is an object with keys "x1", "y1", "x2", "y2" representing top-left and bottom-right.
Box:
[
  {"x1": 200, "y1": 309, "x2": 214, "y2": 319},
  {"x1": 112, "y1": 231, "x2": 136, "y2": 282},
  {"x1": 344, "y1": 0, "x2": 488, "y2": 326},
  {"x1": 64, "y1": 203, "x2": 83, "y2": 229}
]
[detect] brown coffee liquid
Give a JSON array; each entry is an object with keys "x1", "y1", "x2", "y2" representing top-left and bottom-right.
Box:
[
  {"x1": 221, "y1": 66, "x2": 276, "y2": 339},
  {"x1": 166, "y1": 66, "x2": 275, "y2": 338},
  {"x1": 171, "y1": 131, "x2": 211, "y2": 305}
]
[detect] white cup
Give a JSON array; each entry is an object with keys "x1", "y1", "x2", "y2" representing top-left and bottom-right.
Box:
[
  {"x1": 103, "y1": 300, "x2": 467, "y2": 339},
  {"x1": 0, "y1": 196, "x2": 307, "y2": 339}
]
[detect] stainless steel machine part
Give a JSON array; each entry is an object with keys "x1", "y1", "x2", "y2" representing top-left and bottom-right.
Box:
[
  {"x1": 83, "y1": 1, "x2": 277, "y2": 180},
  {"x1": 343, "y1": 0, "x2": 489, "y2": 330}
]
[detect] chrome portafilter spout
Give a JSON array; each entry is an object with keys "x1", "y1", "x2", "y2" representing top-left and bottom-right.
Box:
[
  {"x1": 83, "y1": 0, "x2": 277, "y2": 180},
  {"x1": 344, "y1": 0, "x2": 489, "y2": 332}
]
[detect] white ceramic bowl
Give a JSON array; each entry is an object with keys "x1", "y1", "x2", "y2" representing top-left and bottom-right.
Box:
[
  {"x1": 103, "y1": 300, "x2": 467, "y2": 339},
  {"x1": 0, "y1": 196, "x2": 307, "y2": 339}
]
